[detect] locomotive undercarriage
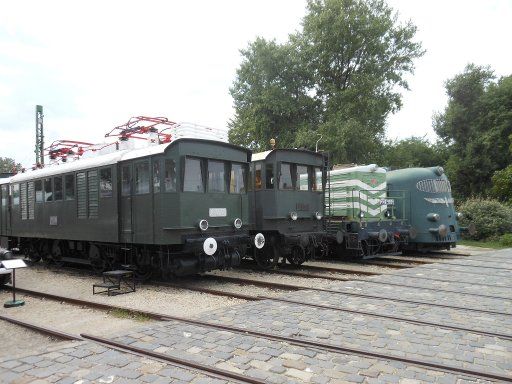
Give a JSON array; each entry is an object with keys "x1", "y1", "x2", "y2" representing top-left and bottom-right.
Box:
[
  {"x1": 8, "y1": 235, "x2": 249, "y2": 279},
  {"x1": 253, "y1": 231, "x2": 328, "y2": 269}
]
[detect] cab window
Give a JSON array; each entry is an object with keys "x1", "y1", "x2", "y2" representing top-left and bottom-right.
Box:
[
  {"x1": 44, "y1": 178, "x2": 53, "y2": 202},
  {"x1": 65, "y1": 174, "x2": 75, "y2": 200},
  {"x1": 312, "y1": 166, "x2": 323, "y2": 192},
  {"x1": 164, "y1": 159, "x2": 177, "y2": 192},
  {"x1": 54, "y1": 176, "x2": 63, "y2": 201},
  {"x1": 296, "y1": 165, "x2": 309, "y2": 191},
  {"x1": 121, "y1": 166, "x2": 131, "y2": 196},
  {"x1": 135, "y1": 162, "x2": 150, "y2": 194},
  {"x1": 100, "y1": 168, "x2": 113, "y2": 198},
  {"x1": 279, "y1": 163, "x2": 293, "y2": 190},
  {"x1": 265, "y1": 163, "x2": 274, "y2": 189},
  {"x1": 208, "y1": 160, "x2": 226, "y2": 193},
  {"x1": 35, "y1": 180, "x2": 44, "y2": 202},
  {"x1": 230, "y1": 163, "x2": 246, "y2": 194},
  {"x1": 153, "y1": 161, "x2": 160, "y2": 193},
  {"x1": 184, "y1": 158, "x2": 204, "y2": 192},
  {"x1": 254, "y1": 163, "x2": 262, "y2": 190}
]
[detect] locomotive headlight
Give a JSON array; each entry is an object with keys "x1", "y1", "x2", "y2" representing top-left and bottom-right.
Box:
[
  {"x1": 427, "y1": 213, "x2": 440, "y2": 222},
  {"x1": 233, "y1": 218, "x2": 243, "y2": 229},
  {"x1": 456, "y1": 212, "x2": 463, "y2": 220},
  {"x1": 314, "y1": 212, "x2": 322, "y2": 220},
  {"x1": 384, "y1": 210, "x2": 392, "y2": 218},
  {"x1": 254, "y1": 233, "x2": 265, "y2": 249},
  {"x1": 198, "y1": 219, "x2": 209, "y2": 231},
  {"x1": 290, "y1": 211, "x2": 298, "y2": 221},
  {"x1": 358, "y1": 211, "x2": 365, "y2": 219}
]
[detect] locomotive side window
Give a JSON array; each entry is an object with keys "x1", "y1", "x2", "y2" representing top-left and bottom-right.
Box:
[
  {"x1": 100, "y1": 168, "x2": 113, "y2": 198},
  {"x1": 254, "y1": 163, "x2": 262, "y2": 190},
  {"x1": 312, "y1": 166, "x2": 323, "y2": 192},
  {"x1": 1, "y1": 185, "x2": 7, "y2": 207},
  {"x1": 135, "y1": 162, "x2": 150, "y2": 195},
  {"x1": 65, "y1": 174, "x2": 75, "y2": 200},
  {"x1": 12, "y1": 184, "x2": 20, "y2": 206},
  {"x1": 184, "y1": 158, "x2": 204, "y2": 192},
  {"x1": 54, "y1": 176, "x2": 63, "y2": 201},
  {"x1": 153, "y1": 161, "x2": 160, "y2": 193},
  {"x1": 265, "y1": 164, "x2": 274, "y2": 189},
  {"x1": 230, "y1": 163, "x2": 246, "y2": 194},
  {"x1": 279, "y1": 163, "x2": 293, "y2": 190},
  {"x1": 35, "y1": 180, "x2": 43, "y2": 203},
  {"x1": 208, "y1": 160, "x2": 226, "y2": 193},
  {"x1": 164, "y1": 159, "x2": 177, "y2": 192},
  {"x1": 296, "y1": 165, "x2": 309, "y2": 191},
  {"x1": 121, "y1": 166, "x2": 131, "y2": 196},
  {"x1": 44, "y1": 178, "x2": 53, "y2": 202}
]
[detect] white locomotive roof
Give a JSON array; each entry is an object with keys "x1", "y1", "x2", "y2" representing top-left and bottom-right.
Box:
[
  {"x1": 329, "y1": 164, "x2": 386, "y2": 175},
  {"x1": 8, "y1": 142, "x2": 173, "y2": 184},
  {"x1": 251, "y1": 151, "x2": 272, "y2": 162}
]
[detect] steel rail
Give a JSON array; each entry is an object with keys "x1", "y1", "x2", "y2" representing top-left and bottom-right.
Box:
[
  {"x1": 152, "y1": 281, "x2": 260, "y2": 301},
  {"x1": 6, "y1": 287, "x2": 511, "y2": 381},
  {"x1": 396, "y1": 273, "x2": 511, "y2": 288},
  {"x1": 351, "y1": 278, "x2": 512, "y2": 301},
  {"x1": 151, "y1": 316, "x2": 512, "y2": 383},
  {"x1": 399, "y1": 266, "x2": 512, "y2": 278},
  {"x1": 0, "y1": 314, "x2": 82, "y2": 340},
  {"x1": 420, "y1": 261, "x2": 512, "y2": 272},
  {"x1": 259, "y1": 296, "x2": 512, "y2": 340},
  {"x1": 81, "y1": 334, "x2": 266, "y2": 384}
]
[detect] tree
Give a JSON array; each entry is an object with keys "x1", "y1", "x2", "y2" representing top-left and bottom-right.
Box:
[
  {"x1": 0, "y1": 157, "x2": 21, "y2": 173},
  {"x1": 379, "y1": 136, "x2": 448, "y2": 169},
  {"x1": 433, "y1": 65, "x2": 512, "y2": 198},
  {"x1": 229, "y1": 0, "x2": 424, "y2": 159},
  {"x1": 228, "y1": 38, "x2": 318, "y2": 151}
]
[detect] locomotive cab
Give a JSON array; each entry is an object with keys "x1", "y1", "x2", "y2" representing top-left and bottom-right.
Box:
[
  {"x1": 249, "y1": 149, "x2": 326, "y2": 268},
  {"x1": 387, "y1": 166, "x2": 463, "y2": 252}
]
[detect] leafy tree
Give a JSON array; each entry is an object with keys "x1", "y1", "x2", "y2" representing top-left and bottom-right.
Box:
[
  {"x1": 379, "y1": 136, "x2": 448, "y2": 169},
  {"x1": 434, "y1": 65, "x2": 512, "y2": 198},
  {"x1": 491, "y1": 165, "x2": 512, "y2": 203},
  {"x1": 229, "y1": 0, "x2": 424, "y2": 160},
  {"x1": 0, "y1": 157, "x2": 21, "y2": 174}
]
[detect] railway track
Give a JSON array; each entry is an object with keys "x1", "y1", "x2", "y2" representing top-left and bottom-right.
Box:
[{"x1": 1, "y1": 288, "x2": 510, "y2": 383}]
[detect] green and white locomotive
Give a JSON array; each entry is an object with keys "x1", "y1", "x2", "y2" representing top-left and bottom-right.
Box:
[{"x1": 325, "y1": 164, "x2": 410, "y2": 257}]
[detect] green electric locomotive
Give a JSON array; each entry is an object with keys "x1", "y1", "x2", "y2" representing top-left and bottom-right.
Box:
[
  {"x1": 0, "y1": 138, "x2": 259, "y2": 277},
  {"x1": 248, "y1": 148, "x2": 327, "y2": 268},
  {"x1": 386, "y1": 166, "x2": 471, "y2": 251}
]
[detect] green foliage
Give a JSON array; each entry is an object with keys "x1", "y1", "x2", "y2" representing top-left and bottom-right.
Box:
[
  {"x1": 229, "y1": 0, "x2": 424, "y2": 160},
  {"x1": 0, "y1": 157, "x2": 21, "y2": 173},
  {"x1": 379, "y1": 136, "x2": 449, "y2": 169},
  {"x1": 433, "y1": 65, "x2": 512, "y2": 198},
  {"x1": 500, "y1": 233, "x2": 512, "y2": 247},
  {"x1": 491, "y1": 165, "x2": 512, "y2": 202},
  {"x1": 458, "y1": 198, "x2": 512, "y2": 240}
]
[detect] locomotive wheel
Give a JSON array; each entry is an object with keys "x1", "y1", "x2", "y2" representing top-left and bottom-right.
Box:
[
  {"x1": 134, "y1": 250, "x2": 153, "y2": 281},
  {"x1": 50, "y1": 240, "x2": 65, "y2": 267},
  {"x1": 287, "y1": 245, "x2": 306, "y2": 266},
  {"x1": 254, "y1": 245, "x2": 278, "y2": 270},
  {"x1": 315, "y1": 242, "x2": 329, "y2": 259},
  {"x1": 89, "y1": 244, "x2": 106, "y2": 273},
  {"x1": 24, "y1": 243, "x2": 41, "y2": 264},
  {"x1": 361, "y1": 239, "x2": 381, "y2": 257}
]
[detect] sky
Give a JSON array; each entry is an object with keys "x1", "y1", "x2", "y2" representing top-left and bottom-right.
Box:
[{"x1": 0, "y1": 0, "x2": 511, "y2": 167}]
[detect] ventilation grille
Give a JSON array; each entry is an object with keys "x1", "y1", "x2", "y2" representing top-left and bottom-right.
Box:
[
  {"x1": 77, "y1": 172, "x2": 87, "y2": 219},
  {"x1": 20, "y1": 183, "x2": 27, "y2": 220},
  {"x1": 28, "y1": 182, "x2": 35, "y2": 220},
  {"x1": 88, "y1": 170, "x2": 98, "y2": 219},
  {"x1": 416, "y1": 179, "x2": 451, "y2": 193}
]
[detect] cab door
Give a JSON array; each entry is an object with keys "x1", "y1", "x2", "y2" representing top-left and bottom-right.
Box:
[{"x1": 119, "y1": 164, "x2": 133, "y2": 243}]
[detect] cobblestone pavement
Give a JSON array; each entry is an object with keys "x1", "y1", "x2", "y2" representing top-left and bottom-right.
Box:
[
  {"x1": 0, "y1": 249, "x2": 510, "y2": 383},
  {"x1": 362, "y1": 274, "x2": 512, "y2": 299},
  {"x1": 111, "y1": 321, "x2": 485, "y2": 384},
  {"x1": 0, "y1": 340, "x2": 234, "y2": 383},
  {"x1": 274, "y1": 290, "x2": 512, "y2": 337},
  {"x1": 324, "y1": 279, "x2": 512, "y2": 314}
]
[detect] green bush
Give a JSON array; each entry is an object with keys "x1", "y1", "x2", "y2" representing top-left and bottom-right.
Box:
[
  {"x1": 458, "y1": 198, "x2": 512, "y2": 240},
  {"x1": 500, "y1": 233, "x2": 512, "y2": 247}
]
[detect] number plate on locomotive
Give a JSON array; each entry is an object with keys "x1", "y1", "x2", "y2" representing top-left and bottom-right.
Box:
[
  {"x1": 209, "y1": 208, "x2": 227, "y2": 217},
  {"x1": 379, "y1": 199, "x2": 395, "y2": 206}
]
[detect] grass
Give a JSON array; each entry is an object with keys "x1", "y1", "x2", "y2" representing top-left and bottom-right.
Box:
[
  {"x1": 459, "y1": 239, "x2": 509, "y2": 250},
  {"x1": 109, "y1": 308, "x2": 152, "y2": 322}
]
